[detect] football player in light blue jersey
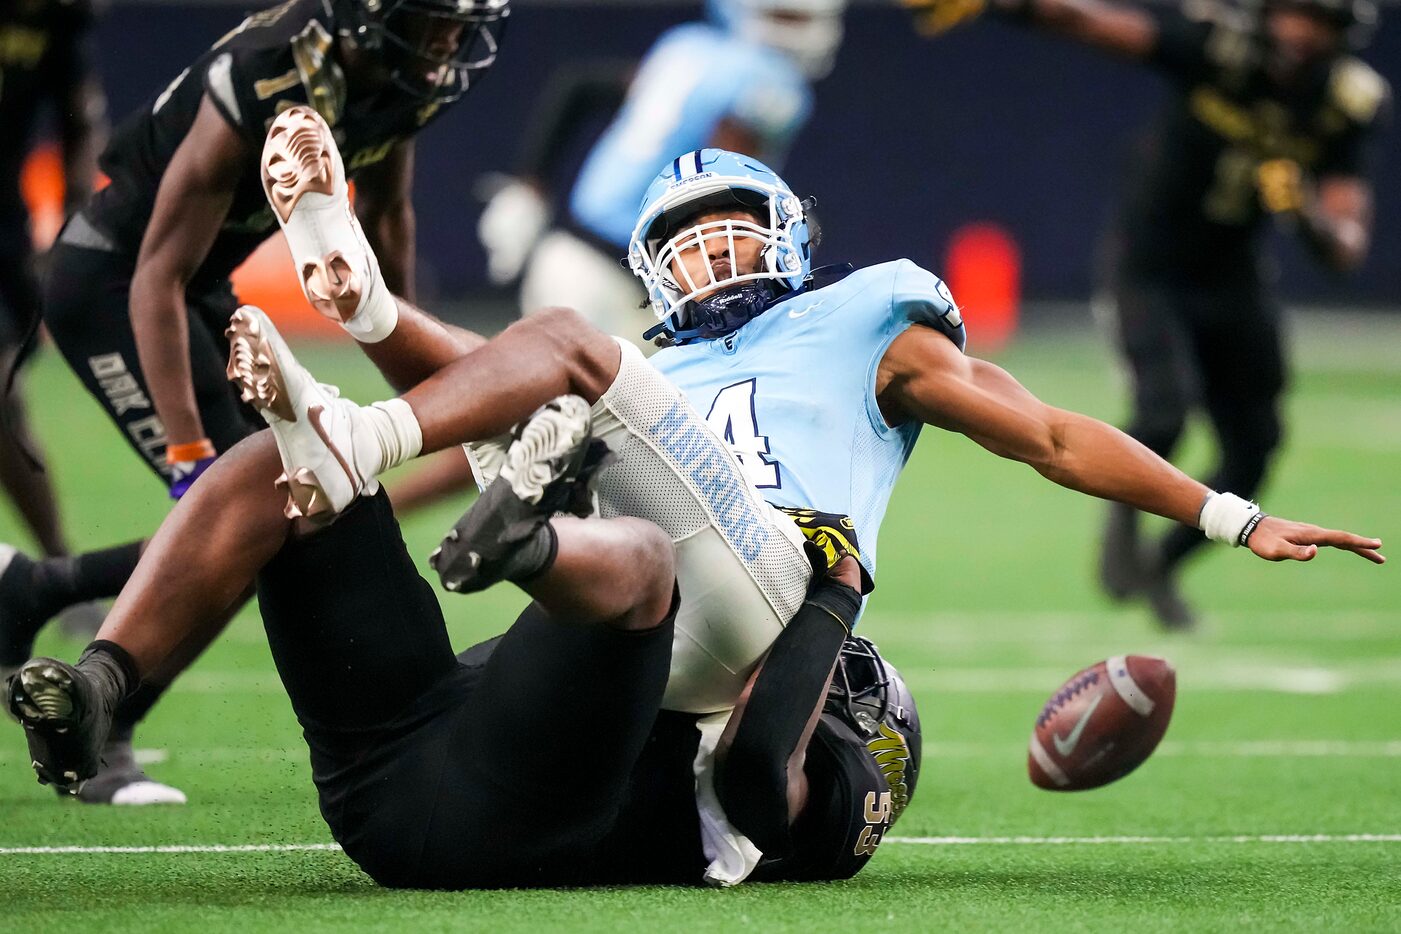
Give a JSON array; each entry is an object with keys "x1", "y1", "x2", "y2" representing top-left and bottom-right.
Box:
[
  {"x1": 634, "y1": 152, "x2": 960, "y2": 581},
  {"x1": 615, "y1": 149, "x2": 1383, "y2": 588},
  {"x1": 476, "y1": 0, "x2": 841, "y2": 346}
]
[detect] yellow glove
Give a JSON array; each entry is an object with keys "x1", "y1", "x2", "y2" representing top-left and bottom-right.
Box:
[
  {"x1": 774, "y1": 506, "x2": 875, "y2": 594},
  {"x1": 904, "y1": 0, "x2": 988, "y2": 35},
  {"x1": 1257, "y1": 159, "x2": 1306, "y2": 214}
]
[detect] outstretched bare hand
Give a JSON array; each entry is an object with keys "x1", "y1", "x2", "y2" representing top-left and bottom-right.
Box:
[{"x1": 1247, "y1": 516, "x2": 1384, "y2": 564}]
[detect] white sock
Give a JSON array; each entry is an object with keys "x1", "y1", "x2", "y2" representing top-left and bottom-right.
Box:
[{"x1": 357, "y1": 397, "x2": 423, "y2": 478}]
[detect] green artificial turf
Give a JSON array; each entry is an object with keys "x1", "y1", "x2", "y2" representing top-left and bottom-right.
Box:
[{"x1": 1, "y1": 312, "x2": 1397, "y2": 931}]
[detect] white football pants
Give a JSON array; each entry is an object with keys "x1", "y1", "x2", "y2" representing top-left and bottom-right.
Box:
[{"x1": 467, "y1": 339, "x2": 811, "y2": 713}]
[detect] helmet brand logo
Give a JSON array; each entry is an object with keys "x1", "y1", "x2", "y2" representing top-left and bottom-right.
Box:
[{"x1": 867, "y1": 721, "x2": 912, "y2": 818}]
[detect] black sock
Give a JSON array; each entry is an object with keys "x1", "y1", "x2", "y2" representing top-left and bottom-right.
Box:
[
  {"x1": 110, "y1": 681, "x2": 167, "y2": 743},
  {"x1": 32, "y1": 540, "x2": 144, "y2": 619},
  {"x1": 508, "y1": 522, "x2": 560, "y2": 584},
  {"x1": 75, "y1": 640, "x2": 140, "y2": 726}
]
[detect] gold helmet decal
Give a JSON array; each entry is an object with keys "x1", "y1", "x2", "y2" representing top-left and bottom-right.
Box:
[{"x1": 866, "y1": 721, "x2": 912, "y2": 820}]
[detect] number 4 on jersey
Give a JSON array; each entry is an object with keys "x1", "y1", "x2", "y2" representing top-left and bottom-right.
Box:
[{"x1": 705, "y1": 379, "x2": 781, "y2": 489}]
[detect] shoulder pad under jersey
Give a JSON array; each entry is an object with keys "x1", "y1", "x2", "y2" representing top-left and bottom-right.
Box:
[
  {"x1": 1329, "y1": 57, "x2": 1390, "y2": 126},
  {"x1": 888, "y1": 259, "x2": 966, "y2": 352}
]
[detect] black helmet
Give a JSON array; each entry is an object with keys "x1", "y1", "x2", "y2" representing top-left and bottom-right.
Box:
[
  {"x1": 824, "y1": 635, "x2": 922, "y2": 824},
  {"x1": 336, "y1": 0, "x2": 509, "y2": 103}
]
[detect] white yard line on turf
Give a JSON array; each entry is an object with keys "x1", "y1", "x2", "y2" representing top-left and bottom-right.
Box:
[
  {"x1": 887, "y1": 835, "x2": 1401, "y2": 846},
  {"x1": 923, "y1": 740, "x2": 1401, "y2": 758},
  {"x1": 4, "y1": 836, "x2": 1401, "y2": 856},
  {"x1": 866, "y1": 610, "x2": 1401, "y2": 643},
  {"x1": 0, "y1": 844, "x2": 342, "y2": 855},
  {"x1": 0, "y1": 740, "x2": 1391, "y2": 768},
  {"x1": 167, "y1": 660, "x2": 1401, "y2": 696},
  {"x1": 909, "y1": 663, "x2": 1401, "y2": 695}
]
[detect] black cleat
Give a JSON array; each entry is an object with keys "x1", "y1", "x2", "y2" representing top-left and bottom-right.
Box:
[
  {"x1": 1139, "y1": 555, "x2": 1197, "y2": 632},
  {"x1": 1098, "y1": 504, "x2": 1145, "y2": 602},
  {"x1": 7, "y1": 657, "x2": 114, "y2": 794},
  {"x1": 431, "y1": 395, "x2": 611, "y2": 594},
  {"x1": 68, "y1": 741, "x2": 186, "y2": 805}
]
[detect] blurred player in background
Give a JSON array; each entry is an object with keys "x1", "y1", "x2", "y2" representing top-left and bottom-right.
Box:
[
  {"x1": 476, "y1": 0, "x2": 843, "y2": 344},
  {"x1": 909, "y1": 0, "x2": 1389, "y2": 629},
  {"x1": 0, "y1": 0, "x2": 509, "y2": 804},
  {"x1": 0, "y1": 0, "x2": 107, "y2": 637},
  {"x1": 395, "y1": 0, "x2": 844, "y2": 512}
]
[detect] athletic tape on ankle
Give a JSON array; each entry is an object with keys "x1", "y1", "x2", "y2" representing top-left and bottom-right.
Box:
[
  {"x1": 1198, "y1": 491, "x2": 1261, "y2": 546},
  {"x1": 368, "y1": 397, "x2": 423, "y2": 471},
  {"x1": 347, "y1": 284, "x2": 399, "y2": 343}
]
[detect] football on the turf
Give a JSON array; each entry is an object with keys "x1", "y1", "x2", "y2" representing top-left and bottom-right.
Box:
[{"x1": 1027, "y1": 655, "x2": 1175, "y2": 791}]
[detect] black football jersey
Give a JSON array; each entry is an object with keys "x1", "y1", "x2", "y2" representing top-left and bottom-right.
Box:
[
  {"x1": 0, "y1": 0, "x2": 95, "y2": 209},
  {"x1": 86, "y1": 0, "x2": 459, "y2": 283},
  {"x1": 1118, "y1": 0, "x2": 1390, "y2": 284}
]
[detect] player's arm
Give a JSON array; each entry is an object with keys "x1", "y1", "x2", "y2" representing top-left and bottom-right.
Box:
[
  {"x1": 910, "y1": 0, "x2": 1158, "y2": 59},
  {"x1": 708, "y1": 118, "x2": 765, "y2": 160},
  {"x1": 50, "y1": 17, "x2": 108, "y2": 213},
  {"x1": 1258, "y1": 167, "x2": 1376, "y2": 273},
  {"x1": 714, "y1": 559, "x2": 864, "y2": 857},
  {"x1": 1005, "y1": 0, "x2": 1157, "y2": 58},
  {"x1": 514, "y1": 58, "x2": 633, "y2": 191},
  {"x1": 476, "y1": 59, "x2": 633, "y2": 284},
  {"x1": 1260, "y1": 65, "x2": 1388, "y2": 274},
  {"x1": 876, "y1": 324, "x2": 1384, "y2": 563},
  {"x1": 129, "y1": 94, "x2": 251, "y2": 455},
  {"x1": 353, "y1": 139, "x2": 416, "y2": 302},
  {"x1": 1299, "y1": 176, "x2": 1372, "y2": 272}
]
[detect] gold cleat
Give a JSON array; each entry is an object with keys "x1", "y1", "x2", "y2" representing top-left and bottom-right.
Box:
[
  {"x1": 224, "y1": 305, "x2": 372, "y2": 524},
  {"x1": 260, "y1": 106, "x2": 377, "y2": 329},
  {"x1": 261, "y1": 105, "x2": 337, "y2": 224},
  {"x1": 225, "y1": 308, "x2": 296, "y2": 422},
  {"x1": 299, "y1": 251, "x2": 363, "y2": 325}
]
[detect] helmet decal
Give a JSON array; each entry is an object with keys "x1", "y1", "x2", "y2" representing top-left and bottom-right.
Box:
[{"x1": 825, "y1": 635, "x2": 922, "y2": 825}]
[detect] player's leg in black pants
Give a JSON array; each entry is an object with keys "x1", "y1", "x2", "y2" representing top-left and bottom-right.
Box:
[
  {"x1": 5, "y1": 240, "x2": 264, "y2": 798},
  {"x1": 1099, "y1": 279, "x2": 1197, "y2": 600},
  {"x1": 1158, "y1": 286, "x2": 1286, "y2": 572},
  {"x1": 255, "y1": 490, "x2": 678, "y2": 889},
  {"x1": 0, "y1": 211, "x2": 72, "y2": 559}
]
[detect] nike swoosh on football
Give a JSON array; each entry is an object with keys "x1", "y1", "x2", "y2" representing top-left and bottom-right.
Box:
[{"x1": 1053, "y1": 693, "x2": 1103, "y2": 757}]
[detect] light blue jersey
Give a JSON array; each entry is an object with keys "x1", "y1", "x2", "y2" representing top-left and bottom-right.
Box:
[
  {"x1": 650, "y1": 259, "x2": 964, "y2": 582},
  {"x1": 570, "y1": 23, "x2": 812, "y2": 250}
]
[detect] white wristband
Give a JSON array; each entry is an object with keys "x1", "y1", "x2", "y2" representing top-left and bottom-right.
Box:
[{"x1": 1198, "y1": 491, "x2": 1261, "y2": 546}]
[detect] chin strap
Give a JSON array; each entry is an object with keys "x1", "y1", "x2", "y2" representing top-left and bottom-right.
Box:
[{"x1": 650, "y1": 282, "x2": 787, "y2": 347}]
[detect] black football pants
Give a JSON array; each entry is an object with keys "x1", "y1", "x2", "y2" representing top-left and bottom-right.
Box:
[
  {"x1": 1112, "y1": 276, "x2": 1286, "y2": 568},
  {"x1": 0, "y1": 211, "x2": 39, "y2": 350},
  {"x1": 42, "y1": 240, "x2": 262, "y2": 489},
  {"x1": 254, "y1": 490, "x2": 677, "y2": 888}
]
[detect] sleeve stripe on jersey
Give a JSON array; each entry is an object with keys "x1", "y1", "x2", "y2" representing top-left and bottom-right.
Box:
[{"x1": 206, "y1": 53, "x2": 242, "y2": 125}]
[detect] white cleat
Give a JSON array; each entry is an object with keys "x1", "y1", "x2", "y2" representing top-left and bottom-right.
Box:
[
  {"x1": 225, "y1": 305, "x2": 379, "y2": 523},
  {"x1": 107, "y1": 781, "x2": 187, "y2": 806},
  {"x1": 72, "y1": 742, "x2": 188, "y2": 806},
  {"x1": 261, "y1": 105, "x2": 394, "y2": 340}
]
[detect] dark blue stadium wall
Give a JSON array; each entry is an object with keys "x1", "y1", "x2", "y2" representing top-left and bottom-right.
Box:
[{"x1": 91, "y1": 3, "x2": 1400, "y2": 305}]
